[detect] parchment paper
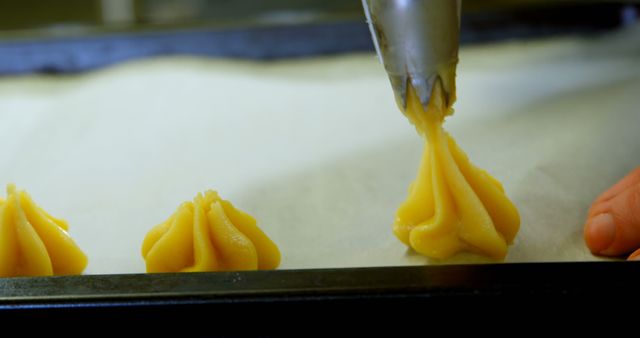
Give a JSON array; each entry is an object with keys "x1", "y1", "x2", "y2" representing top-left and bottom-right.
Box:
[{"x1": 1, "y1": 24, "x2": 639, "y2": 274}]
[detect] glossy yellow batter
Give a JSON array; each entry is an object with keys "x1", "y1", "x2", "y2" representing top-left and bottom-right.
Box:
[
  {"x1": 142, "y1": 190, "x2": 280, "y2": 273},
  {"x1": 394, "y1": 82, "x2": 520, "y2": 260},
  {"x1": 0, "y1": 184, "x2": 87, "y2": 277}
]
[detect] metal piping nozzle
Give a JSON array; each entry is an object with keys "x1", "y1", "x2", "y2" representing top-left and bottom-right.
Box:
[{"x1": 363, "y1": 0, "x2": 461, "y2": 112}]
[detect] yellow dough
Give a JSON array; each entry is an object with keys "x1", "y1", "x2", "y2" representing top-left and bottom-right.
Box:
[
  {"x1": 0, "y1": 184, "x2": 87, "y2": 277},
  {"x1": 142, "y1": 190, "x2": 280, "y2": 273},
  {"x1": 394, "y1": 82, "x2": 520, "y2": 260}
]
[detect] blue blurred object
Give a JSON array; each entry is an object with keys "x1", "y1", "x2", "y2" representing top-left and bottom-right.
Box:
[
  {"x1": 0, "y1": 2, "x2": 632, "y2": 75},
  {"x1": 0, "y1": 22, "x2": 373, "y2": 75}
]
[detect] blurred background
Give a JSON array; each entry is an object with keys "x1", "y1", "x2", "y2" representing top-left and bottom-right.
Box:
[{"x1": 0, "y1": 0, "x2": 638, "y2": 74}]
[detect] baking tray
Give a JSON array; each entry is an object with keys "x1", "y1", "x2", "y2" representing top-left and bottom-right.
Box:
[{"x1": 1, "y1": 263, "x2": 639, "y2": 328}]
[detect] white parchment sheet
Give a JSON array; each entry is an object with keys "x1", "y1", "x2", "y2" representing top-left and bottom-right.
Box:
[{"x1": 1, "y1": 24, "x2": 639, "y2": 274}]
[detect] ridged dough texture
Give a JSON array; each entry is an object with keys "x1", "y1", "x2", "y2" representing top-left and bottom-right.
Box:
[
  {"x1": 142, "y1": 190, "x2": 280, "y2": 272},
  {"x1": 0, "y1": 184, "x2": 87, "y2": 277},
  {"x1": 394, "y1": 83, "x2": 520, "y2": 260}
]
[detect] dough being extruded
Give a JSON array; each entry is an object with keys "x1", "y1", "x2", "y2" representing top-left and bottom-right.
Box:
[
  {"x1": 0, "y1": 184, "x2": 87, "y2": 277},
  {"x1": 142, "y1": 190, "x2": 280, "y2": 272},
  {"x1": 393, "y1": 83, "x2": 520, "y2": 260}
]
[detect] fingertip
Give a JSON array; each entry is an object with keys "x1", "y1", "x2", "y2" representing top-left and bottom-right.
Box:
[
  {"x1": 599, "y1": 184, "x2": 640, "y2": 256},
  {"x1": 584, "y1": 213, "x2": 616, "y2": 254}
]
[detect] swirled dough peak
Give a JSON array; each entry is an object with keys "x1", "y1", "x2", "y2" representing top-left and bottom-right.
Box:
[
  {"x1": 142, "y1": 190, "x2": 280, "y2": 273},
  {"x1": 394, "y1": 83, "x2": 520, "y2": 260},
  {"x1": 0, "y1": 184, "x2": 87, "y2": 277}
]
